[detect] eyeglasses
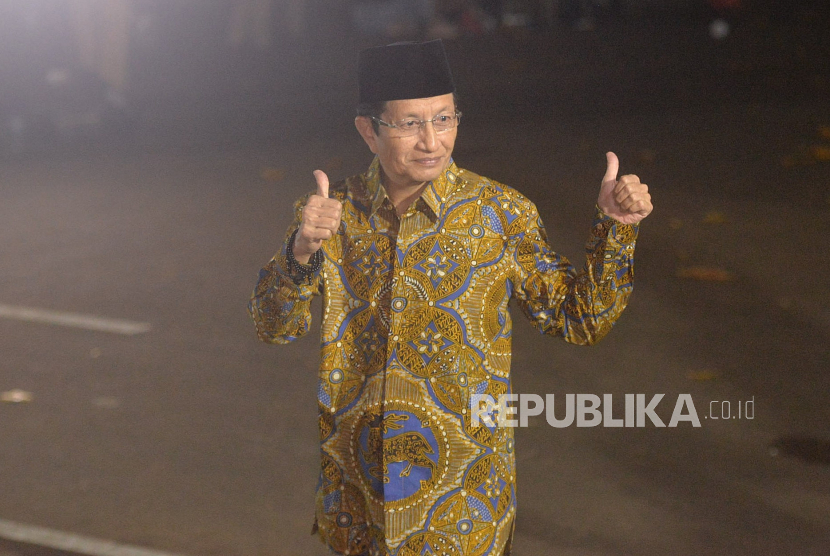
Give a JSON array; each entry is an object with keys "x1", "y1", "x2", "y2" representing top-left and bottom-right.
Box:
[{"x1": 371, "y1": 111, "x2": 462, "y2": 137}]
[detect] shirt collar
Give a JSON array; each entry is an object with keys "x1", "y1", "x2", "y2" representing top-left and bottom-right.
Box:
[{"x1": 364, "y1": 156, "x2": 461, "y2": 218}]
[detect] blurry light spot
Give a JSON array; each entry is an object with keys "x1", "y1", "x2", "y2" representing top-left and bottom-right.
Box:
[
  {"x1": 708, "y1": 19, "x2": 731, "y2": 41},
  {"x1": 325, "y1": 157, "x2": 344, "y2": 173},
  {"x1": 687, "y1": 370, "x2": 718, "y2": 381},
  {"x1": 92, "y1": 397, "x2": 121, "y2": 410},
  {"x1": 809, "y1": 145, "x2": 830, "y2": 161},
  {"x1": 90, "y1": 347, "x2": 102, "y2": 359},
  {"x1": 503, "y1": 58, "x2": 528, "y2": 73},
  {"x1": 702, "y1": 211, "x2": 727, "y2": 224},
  {"x1": 1, "y1": 389, "x2": 33, "y2": 403},
  {"x1": 501, "y1": 13, "x2": 531, "y2": 28},
  {"x1": 676, "y1": 266, "x2": 734, "y2": 282},
  {"x1": 260, "y1": 167, "x2": 286, "y2": 182},
  {"x1": 780, "y1": 155, "x2": 798, "y2": 168},
  {"x1": 45, "y1": 68, "x2": 70, "y2": 86},
  {"x1": 637, "y1": 149, "x2": 657, "y2": 164}
]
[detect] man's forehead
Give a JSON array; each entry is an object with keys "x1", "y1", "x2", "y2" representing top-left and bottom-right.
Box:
[{"x1": 384, "y1": 94, "x2": 455, "y2": 115}]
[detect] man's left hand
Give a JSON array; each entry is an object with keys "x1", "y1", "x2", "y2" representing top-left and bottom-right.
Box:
[{"x1": 596, "y1": 152, "x2": 653, "y2": 225}]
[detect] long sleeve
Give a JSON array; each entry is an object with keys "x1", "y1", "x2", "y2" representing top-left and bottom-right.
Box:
[
  {"x1": 511, "y1": 202, "x2": 639, "y2": 345},
  {"x1": 248, "y1": 193, "x2": 322, "y2": 344}
]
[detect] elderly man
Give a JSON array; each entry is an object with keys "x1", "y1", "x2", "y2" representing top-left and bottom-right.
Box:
[{"x1": 249, "y1": 40, "x2": 651, "y2": 556}]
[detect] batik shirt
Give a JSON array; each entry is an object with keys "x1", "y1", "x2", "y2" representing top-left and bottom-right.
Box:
[{"x1": 249, "y1": 157, "x2": 639, "y2": 556}]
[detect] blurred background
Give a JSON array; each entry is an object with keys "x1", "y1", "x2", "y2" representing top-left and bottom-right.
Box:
[{"x1": 1, "y1": 0, "x2": 829, "y2": 555}]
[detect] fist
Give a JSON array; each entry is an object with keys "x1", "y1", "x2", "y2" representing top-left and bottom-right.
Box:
[
  {"x1": 596, "y1": 152, "x2": 653, "y2": 225},
  {"x1": 293, "y1": 170, "x2": 342, "y2": 263}
]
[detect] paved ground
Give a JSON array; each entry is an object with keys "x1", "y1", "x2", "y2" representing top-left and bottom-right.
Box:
[
  {"x1": 1, "y1": 6, "x2": 830, "y2": 556},
  {"x1": 0, "y1": 539, "x2": 86, "y2": 556},
  {"x1": 0, "y1": 540, "x2": 75, "y2": 556}
]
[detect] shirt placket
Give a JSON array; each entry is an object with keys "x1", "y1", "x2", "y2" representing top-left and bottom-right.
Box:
[
  {"x1": 383, "y1": 200, "x2": 424, "y2": 363},
  {"x1": 381, "y1": 203, "x2": 401, "y2": 364},
  {"x1": 380, "y1": 200, "x2": 424, "y2": 525}
]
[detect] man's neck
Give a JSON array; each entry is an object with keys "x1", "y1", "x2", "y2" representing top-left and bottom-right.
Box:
[{"x1": 381, "y1": 172, "x2": 427, "y2": 217}]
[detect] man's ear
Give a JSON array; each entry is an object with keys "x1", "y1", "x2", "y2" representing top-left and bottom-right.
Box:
[{"x1": 355, "y1": 116, "x2": 378, "y2": 154}]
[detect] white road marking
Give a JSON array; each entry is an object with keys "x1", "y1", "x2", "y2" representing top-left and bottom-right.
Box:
[
  {"x1": 0, "y1": 519, "x2": 187, "y2": 556},
  {"x1": 0, "y1": 305, "x2": 151, "y2": 336}
]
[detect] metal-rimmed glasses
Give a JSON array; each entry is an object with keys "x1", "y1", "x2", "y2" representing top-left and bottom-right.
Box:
[{"x1": 371, "y1": 110, "x2": 462, "y2": 137}]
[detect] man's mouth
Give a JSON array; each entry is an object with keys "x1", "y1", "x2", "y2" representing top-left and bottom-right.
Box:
[{"x1": 414, "y1": 157, "x2": 442, "y2": 166}]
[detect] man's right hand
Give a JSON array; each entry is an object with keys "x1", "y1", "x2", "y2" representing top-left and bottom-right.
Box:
[{"x1": 292, "y1": 170, "x2": 342, "y2": 264}]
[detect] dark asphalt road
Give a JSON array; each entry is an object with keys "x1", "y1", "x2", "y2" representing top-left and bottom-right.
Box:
[
  {"x1": 0, "y1": 539, "x2": 78, "y2": 556},
  {"x1": 1, "y1": 8, "x2": 830, "y2": 556}
]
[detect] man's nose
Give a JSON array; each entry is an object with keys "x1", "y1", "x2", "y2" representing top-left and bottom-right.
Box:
[{"x1": 418, "y1": 121, "x2": 439, "y2": 151}]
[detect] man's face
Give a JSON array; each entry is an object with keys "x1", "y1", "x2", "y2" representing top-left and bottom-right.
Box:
[{"x1": 356, "y1": 93, "x2": 457, "y2": 190}]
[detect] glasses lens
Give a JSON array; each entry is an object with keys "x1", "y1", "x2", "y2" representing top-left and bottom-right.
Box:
[
  {"x1": 432, "y1": 114, "x2": 454, "y2": 131},
  {"x1": 388, "y1": 112, "x2": 460, "y2": 136},
  {"x1": 390, "y1": 119, "x2": 418, "y2": 136}
]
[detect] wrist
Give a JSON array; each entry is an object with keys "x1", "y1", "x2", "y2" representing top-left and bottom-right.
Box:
[
  {"x1": 293, "y1": 249, "x2": 312, "y2": 265},
  {"x1": 291, "y1": 234, "x2": 313, "y2": 264},
  {"x1": 286, "y1": 229, "x2": 323, "y2": 284}
]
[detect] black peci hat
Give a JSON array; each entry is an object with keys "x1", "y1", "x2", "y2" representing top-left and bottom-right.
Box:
[{"x1": 358, "y1": 40, "x2": 455, "y2": 104}]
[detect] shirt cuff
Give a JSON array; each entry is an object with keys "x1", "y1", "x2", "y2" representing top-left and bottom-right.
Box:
[
  {"x1": 593, "y1": 205, "x2": 639, "y2": 245},
  {"x1": 271, "y1": 235, "x2": 322, "y2": 294}
]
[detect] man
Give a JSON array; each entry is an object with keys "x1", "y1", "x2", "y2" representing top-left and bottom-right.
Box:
[{"x1": 249, "y1": 40, "x2": 652, "y2": 556}]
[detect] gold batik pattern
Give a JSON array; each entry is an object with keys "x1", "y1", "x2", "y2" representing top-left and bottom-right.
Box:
[{"x1": 249, "y1": 157, "x2": 639, "y2": 556}]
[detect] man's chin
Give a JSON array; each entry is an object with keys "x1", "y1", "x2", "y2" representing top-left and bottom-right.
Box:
[
  {"x1": 422, "y1": 171, "x2": 445, "y2": 183},
  {"x1": 410, "y1": 164, "x2": 447, "y2": 184}
]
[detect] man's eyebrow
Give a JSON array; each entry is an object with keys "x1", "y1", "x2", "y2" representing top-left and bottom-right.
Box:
[{"x1": 399, "y1": 107, "x2": 454, "y2": 118}]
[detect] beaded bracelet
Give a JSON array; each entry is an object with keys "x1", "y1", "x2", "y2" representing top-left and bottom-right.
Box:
[{"x1": 286, "y1": 228, "x2": 323, "y2": 284}]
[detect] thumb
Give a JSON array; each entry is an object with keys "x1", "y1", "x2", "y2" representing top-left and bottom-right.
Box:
[
  {"x1": 603, "y1": 152, "x2": 619, "y2": 185},
  {"x1": 313, "y1": 169, "x2": 329, "y2": 198}
]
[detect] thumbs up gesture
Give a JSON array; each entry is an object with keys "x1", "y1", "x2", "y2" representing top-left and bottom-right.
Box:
[
  {"x1": 292, "y1": 170, "x2": 343, "y2": 264},
  {"x1": 596, "y1": 152, "x2": 653, "y2": 225}
]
